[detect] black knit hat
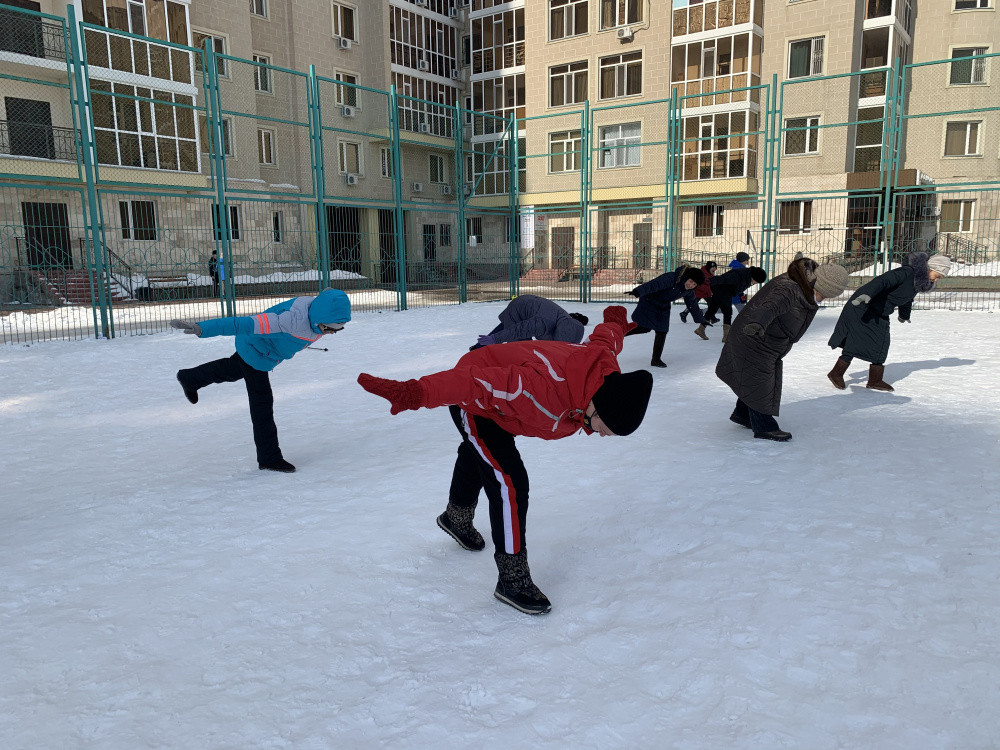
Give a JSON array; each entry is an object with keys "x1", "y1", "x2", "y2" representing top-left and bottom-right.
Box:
[
  {"x1": 569, "y1": 312, "x2": 589, "y2": 326},
  {"x1": 591, "y1": 370, "x2": 654, "y2": 436},
  {"x1": 736, "y1": 252, "x2": 751, "y2": 263},
  {"x1": 749, "y1": 266, "x2": 768, "y2": 284},
  {"x1": 680, "y1": 267, "x2": 705, "y2": 286},
  {"x1": 704, "y1": 261, "x2": 718, "y2": 272}
]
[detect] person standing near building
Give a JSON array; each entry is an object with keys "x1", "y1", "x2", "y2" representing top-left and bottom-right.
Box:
[
  {"x1": 356, "y1": 305, "x2": 653, "y2": 615},
  {"x1": 625, "y1": 265, "x2": 708, "y2": 367},
  {"x1": 471, "y1": 294, "x2": 589, "y2": 350},
  {"x1": 209, "y1": 249, "x2": 221, "y2": 298},
  {"x1": 826, "y1": 252, "x2": 950, "y2": 392}
]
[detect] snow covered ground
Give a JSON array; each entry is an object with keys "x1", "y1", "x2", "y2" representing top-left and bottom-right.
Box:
[{"x1": 2, "y1": 303, "x2": 999, "y2": 749}]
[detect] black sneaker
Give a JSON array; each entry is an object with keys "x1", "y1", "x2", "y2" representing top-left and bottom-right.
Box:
[
  {"x1": 176, "y1": 371, "x2": 198, "y2": 404},
  {"x1": 754, "y1": 430, "x2": 792, "y2": 442},
  {"x1": 729, "y1": 412, "x2": 752, "y2": 429},
  {"x1": 259, "y1": 458, "x2": 297, "y2": 472},
  {"x1": 650, "y1": 358, "x2": 667, "y2": 368},
  {"x1": 437, "y1": 512, "x2": 485, "y2": 551},
  {"x1": 494, "y1": 579, "x2": 552, "y2": 615}
]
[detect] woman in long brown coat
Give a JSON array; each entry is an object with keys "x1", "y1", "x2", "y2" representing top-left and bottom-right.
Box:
[{"x1": 715, "y1": 258, "x2": 848, "y2": 442}]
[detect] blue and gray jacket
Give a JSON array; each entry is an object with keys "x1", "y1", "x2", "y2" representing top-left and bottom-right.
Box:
[{"x1": 197, "y1": 288, "x2": 351, "y2": 372}]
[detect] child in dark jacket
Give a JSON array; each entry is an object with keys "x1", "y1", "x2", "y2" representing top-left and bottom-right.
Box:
[
  {"x1": 680, "y1": 261, "x2": 717, "y2": 323},
  {"x1": 625, "y1": 265, "x2": 707, "y2": 367},
  {"x1": 170, "y1": 288, "x2": 351, "y2": 473},
  {"x1": 357, "y1": 306, "x2": 653, "y2": 616}
]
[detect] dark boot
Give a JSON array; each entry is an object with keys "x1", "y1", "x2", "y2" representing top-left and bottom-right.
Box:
[
  {"x1": 754, "y1": 430, "x2": 793, "y2": 442},
  {"x1": 679, "y1": 309, "x2": 688, "y2": 323},
  {"x1": 650, "y1": 331, "x2": 667, "y2": 368},
  {"x1": 437, "y1": 503, "x2": 485, "y2": 551},
  {"x1": 176, "y1": 370, "x2": 199, "y2": 404},
  {"x1": 494, "y1": 550, "x2": 551, "y2": 615},
  {"x1": 827, "y1": 357, "x2": 850, "y2": 390},
  {"x1": 722, "y1": 324, "x2": 731, "y2": 343},
  {"x1": 729, "y1": 409, "x2": 752, "y2": 430},
  {"x1": 866, "y1": 364, "x2": 894, "y2": 392},
  {"x1": 259, "y1": 458, "x2": 296, "y2": 473},
  {"x1": 693, "y1": 324, "x2": 709, "y2": 341}
]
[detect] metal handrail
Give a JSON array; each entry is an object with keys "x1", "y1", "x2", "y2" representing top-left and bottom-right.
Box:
[
  {"x1": 0, "y1": 121, "x2": 78, "y2": 161},
  {"x1": 0, "y1": 10, "x2": 66, "y2": 60}
]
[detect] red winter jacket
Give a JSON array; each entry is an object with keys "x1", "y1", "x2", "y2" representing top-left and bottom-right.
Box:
[
  {"x1": 416, "y1": 320, "x2": 626, "y2": 439},
  {"x1": 694, "y1": 265, "x2": 715, "y2": 300}
]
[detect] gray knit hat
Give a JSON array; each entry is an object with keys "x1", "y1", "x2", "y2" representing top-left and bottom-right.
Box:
[
  {"x1": 927, "y1": 254, "x2": 952, "y2": 276},
  {"x1": 813, "y1": 264, "x2": 849, "y2": 299}
]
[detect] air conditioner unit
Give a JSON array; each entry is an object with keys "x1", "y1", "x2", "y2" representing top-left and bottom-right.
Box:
[
  {"x1": 462, "y1": 124, "x2": 473, "y2": 140},
  {"x1": 450, "y1": 68, "x2": 461, "y2": 80},
  {"x1": 448, "y1": 7, "x2": 458, "y2": 18},
  {"x1": 418, "y1": 123, "x2": 431, "y2": 134},
  {"x1": 616, "y1": 26, "x2": 633, "y2": 41},
  {"x1": 412, "y1": 181, "x2": 424, "y2": 192},
  {"x1": 345, "y1": 173, "x2": 359, "y2": 185},
  {"x1": 417, "y1": 59, "x2": 429, "y2": 72},
  {"x1": 341, "y1": 105, "x2": 356, "y2": 118},
  {"x1": 440, "y1": 185, "x2": 452, "y2": 195},
  {"x1": 338, "y1": 37, "x2": 352, "y2": 50},
  {"x1": 467, "y1": 236, "x2": 478, "y2": 247},
  {"x1": 416, "y1": 0, "x2": 427, "y2": 5},
  {"x1": 463, "y1": 181, "x2": 474, "y2": 195},
  {"x1": 922, "y1": 206, "x2": 941, "y2": 217}
]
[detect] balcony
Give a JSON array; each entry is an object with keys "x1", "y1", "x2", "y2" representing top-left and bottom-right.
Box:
[
  {"x1": 859, "y1": 69, "x2": 888, "y2": 99},
  {"x1": 676, "y1": 73, "x2": 762, "y2": 109},
  {"x1": 0, "y1": 9, "x2": 66, "y2": 62},
  {"x1": 0, "y1": 121, "x2": 78, "y2": 161}
]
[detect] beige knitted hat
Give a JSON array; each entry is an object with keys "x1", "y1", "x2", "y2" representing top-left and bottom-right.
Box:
[{"x1": 813, "y1": 264, "x2": 849, "y2": 299}]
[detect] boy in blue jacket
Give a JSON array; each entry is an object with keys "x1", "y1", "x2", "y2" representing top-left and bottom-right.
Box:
[{"x1": 170, "y1": 288, "x2": 352, "y2": 473}]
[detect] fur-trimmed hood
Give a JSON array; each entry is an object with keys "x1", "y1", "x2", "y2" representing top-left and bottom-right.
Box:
[{"x1": 908, "y1": 252, "x2": 936, "y2": 293}]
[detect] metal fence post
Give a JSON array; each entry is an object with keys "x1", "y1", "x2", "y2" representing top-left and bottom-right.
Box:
[
  {"x1": 508, "y1": 113, "x2": 520, "y2": 300},
  {"x1": 204, "y1": 40, "x2": 234, "y2": 316},
  {"x1": 388, "y1": 85, "x2": 407, "y2": 310},
  {"x1": 454, "y1": 103, "x2": 468, "y2": 303},
  {"x1": 581, "y1": 100, "x2": 592, "y2": 302},
  {"x1": 308, "y1": 65, "x2": 330, "y2": 290}
]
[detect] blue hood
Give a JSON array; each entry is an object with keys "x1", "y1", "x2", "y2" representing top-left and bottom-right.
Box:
[{"x1": 308, "y1": 289, "x2": 352, "y2": 332}]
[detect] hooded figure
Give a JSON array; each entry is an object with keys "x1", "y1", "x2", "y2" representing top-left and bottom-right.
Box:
[
  {"x1": 626, "y1": 265, "x2": 707, "y2": 367},
  {"x1": 171, "y1": 289, "x2": 352, "y2": 472},
  {"x1": 826, "y1": 252, "x2": 949, "y2": 392},
  {"x1": 473, "y1": 294, "x2": 588, "y2": 349},
  {"x1": 356, "y1": 306, "x2": 653, "y2": 616}
]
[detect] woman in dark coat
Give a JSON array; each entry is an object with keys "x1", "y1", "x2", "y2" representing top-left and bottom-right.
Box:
[
  {"x1": 826, "y1": 252, "x2": 951, "y2": 392},
  {"x1": 626, "y1": 265, "x2": 707, "y2": 367},
  {"x1": 716, "y1": 258, "x2": 848, "y2": 442}
]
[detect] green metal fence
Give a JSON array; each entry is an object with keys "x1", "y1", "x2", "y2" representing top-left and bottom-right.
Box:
[{"x1": 3, "y1": 4, "x2": 999, "y2": 345}]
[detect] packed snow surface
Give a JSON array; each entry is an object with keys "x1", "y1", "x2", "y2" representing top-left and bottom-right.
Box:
[{"x1": 2, "y1": 302, "x2": 999, "y2": 749}]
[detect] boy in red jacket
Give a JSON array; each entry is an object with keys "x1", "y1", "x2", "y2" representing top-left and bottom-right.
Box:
[{"x1": 357, "y1": 306, "x2": 653, "y2": 615}]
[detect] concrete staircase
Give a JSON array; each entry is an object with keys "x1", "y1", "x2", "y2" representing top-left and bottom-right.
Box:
[{"x1": 33, "y1": 269, "x2": 131, "y2": 305}]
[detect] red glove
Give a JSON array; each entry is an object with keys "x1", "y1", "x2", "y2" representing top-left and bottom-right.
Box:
[
  {"x1": 357, "y1": 373, "x2": 424, "y2": 414},
  {"x1": 603, "y1": 305, "x2": 637, "y2": 334}
]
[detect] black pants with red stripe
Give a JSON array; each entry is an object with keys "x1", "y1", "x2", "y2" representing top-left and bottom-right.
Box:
[
  {"x1": 180, "y1": 353, "x2": 282, "y2": 464},
  {"x1": 448, "y1": 406, "x2": 529, "y2": 555}
]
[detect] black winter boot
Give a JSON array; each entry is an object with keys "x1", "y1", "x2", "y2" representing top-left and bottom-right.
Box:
[
  {"x1": 494, "y1": 550, "x2": 551, "y2": 614},
  {"x1": 437, "y1": 503, "x2": 485, "y2": 551},
  {"x1": 259, "y1": 458, "x2": 296, "y2": 473},
  {"x1": 679, "y1": 309, "x2": 688, "y2": 323},
  {"x1": 176, "y1": 370, "x2": 199, "y2": 404}
]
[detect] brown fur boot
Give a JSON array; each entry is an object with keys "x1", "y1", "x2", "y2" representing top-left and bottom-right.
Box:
[
  {"x1": 693, "y1": 324, "x2": 709, "y2": 340},
  {"x1": 827, "y1": 357, "x2": 850, "y2": 390},
  {"x1": 865, "y1": 364, "x2": 894, "y2": 392}
]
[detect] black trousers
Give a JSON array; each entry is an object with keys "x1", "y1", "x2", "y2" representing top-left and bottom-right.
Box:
[
  {"x1": 448, "y1": 405, "x2": 529, "y2": 555},
  {"x1": 732, "y1": 399, "x2": 780, "y2": 433},
  {"x1": 181, "y1": 353, "x2": 282, "y2": 464},
  {"x1": 625, "y1": 326, "x2": 666, "y2": 360},
  {"x1": 704, "y1": 294, "x2": 735, "y2": 325}
]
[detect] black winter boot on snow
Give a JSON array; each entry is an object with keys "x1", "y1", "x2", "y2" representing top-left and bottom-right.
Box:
[
  {"x1": 679, "y1": 309, "x2": 689, "y2": 323},
  {"x1": 259, "y1": 458, "x2": 296, "y2": 473},
  {"x1": 176, "y1": 370, "x2": 199, "y2": 404},
  {"x1": 494, "y1": 550, "x2": 551, "y2": 615},
  {"x1": 437, "y1": 503, "x2": 485, "y2": 551},
  {"x1": 754, "y1": 429, "x2": 792, "y2": 442}
]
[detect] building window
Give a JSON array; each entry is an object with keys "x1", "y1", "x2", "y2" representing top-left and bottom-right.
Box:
[
  {"x1": 955, "y1": 0, "x2": 991, "y2": 9},
  {"x1": 598, "y1": 122, "x2": 640, "y2": 168},
  {"x1": 219, "y1": 118, "x2": 233, "y2": 156},
  {"x1": 250, "y1": 0, "x2": 267, "y2": 17},
  {"x1": 193, "y1": 32, "x2": 227, "y2": 76},
  {"x1": 429, "y1": 153, "x2": 446, "y2": 183},
  {"x1": 253, "y1": 55, "x2": 272, "y2": 93},
  {"x1": 944, "y1": 121, "x2": 981, "y2": 156},
  {"x1": 950, "y1": 47, "x2": 988, "y2": 84},
  {"x1": 778, "y1": 200, "x2": 813, "y2": 234},
  {"x1": 784, "y1": 116, "x2": 820, "y2": 155},
  {"x1": 466, "y1": 216, "x2": 483, "y2": 244},
  {"x1": 854, "y1": 107, "x2": 884, "y2": 172},
  {"x1": 600, "y1": 0, "x2": 641, "y2": 29},
  {"x1": 272, "y1": 210, "x2": 283, "y2": 243},
  {"x1": 439, "y1": 223, "x2": 452, "y2": 247},
  {"x1": 599, "y1": 51, "x2": 642, "y2": 99},
  {"x1": 695, "y1": 205, "x2": 724, "y2": 237},
  {"x1": 380, "y1": 147, "x2": 392, "y2": 178},
  {"x1": 682, "y1": 111, "x2": 758, "y2": 181},
  {"x1": 332, "y1": 2, "x2": 357, "y2": 42},
  {"x1": 550, "y1": 0, "x2": 588, "y2": 41},
  {"x1": 940, "y1": 199, "x2": 974, "y2": 233},
  {"x1": 549, "y1": 61, "x2": 588, "y2": 107},
  {"x1": 213, "y1": 204, "x2": 242, "y2": 241},
  {"x1": 258, "y1": 129, "x2": 275, "y2": 165},
  {"x1": 118, "y1": 200, "x2": 157, "y2": 241},
  {"x1": 335, "y1": 72, "x2": 358, "y2": 107},
  {"x1": 788, "y1": 37, "x2": 824, "y2": 79},
  {"x1": 339, "y1": 140, "x2": 361, "y2": 174},
  {"x1": 549, "y1": 130, "x2": 582, "y2": 172}
]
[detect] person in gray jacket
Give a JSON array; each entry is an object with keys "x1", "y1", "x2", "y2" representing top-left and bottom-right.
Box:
[{"x1": 472, "y1": 294, "x2": 588, "y2": 349}]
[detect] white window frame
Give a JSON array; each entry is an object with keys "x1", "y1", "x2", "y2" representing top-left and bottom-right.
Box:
[
  {"x1": 549, "y1": 60, "x2": 588, "y2": 108},
  {"x1": 598, "y1": 51, "x2": 642, "y2": 100},
  {"x1": 253, "y1": 54, "x2": 272, "y2": 93},
  {"x1": 380, "y1": 146, "x2": 393, "y2": 179},
  {"x1": 599, "y1": 0, "x2": 642, "y2": 30},
  {"x1": 338, "y1": 139, "x2": 361, "y2": 175},
  {"x1": 335, "y1": 71, "x2": 359, "y2": 107},
  {"x1": 955, "y1": 0, "x2": 991, "y2": 9},
  {"x1": 694, "y1": 205, "x2": 724, "y2": 237},
  {"x1": 331, "y1": 1, "x2": 358, "y2": 43},
  {"x1": 783, "y1": 115, "x2": 820, "y2": 156},
  {"x1": 598, "y1": 122, "x2": 641, "y2": 168},
  {"x1": 549, "y1": 130, "x2": 582, "y2": 173},
  {"x1": 258, "y1": 128, "x2": 276, "y2": 166},
  {"x1": 250, "y1": 0, "x2": 268, "y2": 18},
  {"x1": 949, "y1": 46, "x2": 989, "y2": 85},
  {"x1": 943, "y1": 121, "x2": 981, "y2": 157},
  {"x1": 466, "y1": 216, "x2": 483, "y2": 244},
  {"x1": 787, "y1": 37, "x2": 825, "y2": 79},
  {"x1": 549, "y1": 0, "x2": 588, "y2": 41},
  {"x1": 193, "y1": 31, "x2": 228, "y2": 77},
  {"x1": 941, "y1": 199, "x2": 975, "y2": 233},
  {"x1": 778, "y1": 200, "x2": 813, "y2": 235},
  {"x1": 118, "y1": 199, "x2": 158, "y2": 241},
  {"x1": 429, "y1": 153, "x2": 446, "y2": 184}
]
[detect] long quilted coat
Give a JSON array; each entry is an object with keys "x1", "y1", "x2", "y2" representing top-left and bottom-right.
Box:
[
  {"x1": 827, "y1": 252, "x2": 933, "y2": 365},
  {"x1": 715, "y1": 273, "x2": 818, "y2": 415}
]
